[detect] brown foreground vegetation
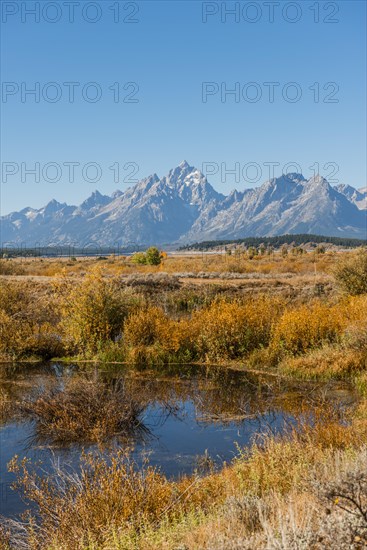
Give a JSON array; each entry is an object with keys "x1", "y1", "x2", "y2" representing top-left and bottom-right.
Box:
[
  {"x1": 1, "y1": 409, "x2": 367, "y2": 549},
  {"x1": 0, "y1": 249, "x2": 367, "y2": 548},
  {"x1": 20, "y1": 377, "x2": 146, "y2": 445}
]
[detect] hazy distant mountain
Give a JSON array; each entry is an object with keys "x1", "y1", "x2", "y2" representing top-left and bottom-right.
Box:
[{"x1": 1, "y1": 162, "x2": 366, "y2": 246}]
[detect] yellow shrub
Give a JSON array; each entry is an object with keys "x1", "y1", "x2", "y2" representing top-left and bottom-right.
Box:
[
  {"x1": 122, "y1": 297, "x2": 281, "y2": 363},
  {"x1": 270, "y1": 302, "x2": 343, "y2": 357},
  {"x1": 55, "y1": 269, "x2": 129, "y2": 356},
  {"x1": 338, "y1": 295, "x2": 367, "y2": 326},
  {"x1": 333, "y1": 249, "x2": 367, "y2": 295},
  {"x1": 0, "y1": 281, "x2": 63, "y2": 359},
  {"x1": 0, "y1": 310, "x2": 32, "y2": 358},
  {"x1": 270, "y1": 296, "x2": 367, "y2": 360},
  {"x1": 123, "y1": 306, "x2": 186, "y2": 354},
  {"x1": 192, "y1": 296, "x2": 283, "y2": 361}
]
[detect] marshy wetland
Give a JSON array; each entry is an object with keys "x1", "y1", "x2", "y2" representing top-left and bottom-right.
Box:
[
  {"x1": 0, "y1": 249, "x2": 367, "y2": 548},
  {"x1": 0, "y1": 361, "x2": 357, "y2": 518}
]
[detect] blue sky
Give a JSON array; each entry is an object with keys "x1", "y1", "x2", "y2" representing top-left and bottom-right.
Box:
[{"x1": 1, "y1": 0, "x2": 366, "y2": 214}]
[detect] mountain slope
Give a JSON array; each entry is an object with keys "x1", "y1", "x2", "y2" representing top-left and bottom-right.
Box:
[{"x1": 335, "y1": 184, "x2": 367, "y2": 210}]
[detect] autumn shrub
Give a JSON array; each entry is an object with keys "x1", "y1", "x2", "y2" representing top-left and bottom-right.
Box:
[
  {"x1": 55, "y1": 269, "x2": 133, "y2": 356},
  {"x1": 334, "y1": 249, "x2": 367, "y2": 295},
  {"x1": 270, "y1": 301, "x2": 345, "y2": 359},
  {"x1": 20, "y1": 377, "x2": 145, "y2": 444},
  {"x1": 122, "y1": 296, "x2": 285, "y2": 363},
  {"x1": 124, "y1": 306, "x2": 173, "y2": 348},
  {"x1": 192, "y1": 296, "x2": 284, "y2": 361},
  {"x1": 0, "y1": 281, "x2": 63, "y2": 359},
  {"x1": 0, "y1": 310, "x2": 32, "y2": 359},
  {"x1": 0, "y1": 312, "x2": 62, "y2": 360},
  {"x1": 123, "y1": 306, "x2": 193, "y2": 363}
]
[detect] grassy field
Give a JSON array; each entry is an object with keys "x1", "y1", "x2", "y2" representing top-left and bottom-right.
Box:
[{"x1": 0, "y1": 248, "x2": 367, "y2": 548}]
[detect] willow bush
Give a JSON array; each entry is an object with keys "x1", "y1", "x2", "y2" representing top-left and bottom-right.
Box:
[
  {"x1": 122, "y1": 296, "x2": 285, "y2": 363},
  {"x1": 334, "y1": 249, "x2": 367, "y2": 295},
  {"x1": 0, "y1": 281, "x2": 62, "y2": 359},
  {"x1": 270, "y1": 295, "x2": 367, "y2": 360},
  {"x1": 191, "y1": 296, "x2": 284, "y2": 361},
  {"x1": 54, "y1": 269, "x2": 133, "y2": 356}
]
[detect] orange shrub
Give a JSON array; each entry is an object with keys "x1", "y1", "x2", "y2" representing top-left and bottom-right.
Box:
[
  {"x1": 123, "y1": 306, "x2": 187, "y2": 354},
  {"x1": 0, "y1": 281, "x2": 63, "y2": 359},
  {"x1": 270, "y1": 296, "x2": 367, "y2": 359},
  {"x1": 270, "y1": 302, "x2": 343, "y2": 357},
  {"x1": 191, "y1": 296, "x2": 284, "y2": 361}
]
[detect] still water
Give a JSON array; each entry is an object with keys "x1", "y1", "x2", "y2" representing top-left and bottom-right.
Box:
[{"x1": 0, "y1": 362, "x2": 356, "y2": 518}]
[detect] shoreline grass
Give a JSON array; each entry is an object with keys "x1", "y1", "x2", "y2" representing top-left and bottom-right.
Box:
[{"x1": 2, "y1": 403, "x2": 367, "y2": 549}]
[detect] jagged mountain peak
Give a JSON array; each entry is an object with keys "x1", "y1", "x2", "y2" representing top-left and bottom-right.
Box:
[
  {"x1": 301, "y1": 175, "x2": 334, "y2": 197},
  {"x1": 306, "y1": 174, "x2": 329, "y2": 186},
  {"x1": 166, "y1": 161, "x2": 195, "y2": 185},
  {"x1": 80, "y1": 190, "x2": 111, "y2": 210},
  {"x1": 160, "y1": 162, "x2": 223, "y2": 206},
  {"x1": 137, "y1": 173, "x2": 160, "y2": 187},
  {"x1": 284, "y1": 173, "x2": 306, "y2": 184},
  {"x1": 42, "y1": 199, "x2": 67, "y2": 214},
  {"x1": 111, "y1": 189, "x2": 123, "y2": 199}
]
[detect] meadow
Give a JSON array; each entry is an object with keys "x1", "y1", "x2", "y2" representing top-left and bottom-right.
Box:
[{"x1": 0, "y1": 247, "x2": 367, "y2": 548}]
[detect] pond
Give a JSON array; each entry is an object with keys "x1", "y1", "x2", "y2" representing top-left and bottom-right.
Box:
[{"x1": 0, "y1": 362, "x2": 356, "y2": 519}]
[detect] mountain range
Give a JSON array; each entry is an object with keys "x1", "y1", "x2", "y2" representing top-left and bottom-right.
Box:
[{"x1": 1, "y1": 161, "x2": 366, "y2": 247}]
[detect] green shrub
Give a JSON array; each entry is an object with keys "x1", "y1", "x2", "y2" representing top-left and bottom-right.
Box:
[
  {"x1": 131, "y1": 251, "x2": 147, "y2": 265},
  {"x1": 146, "y1": 246, "x2": 161, "y2": 265},
  {"x1": 131, "y1": 247, "x2": 162, "y2": 266}
]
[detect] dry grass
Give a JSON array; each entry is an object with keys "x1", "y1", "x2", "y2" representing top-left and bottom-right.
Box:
[
  {"x1": 279, "y1": 346, "x2": 367, "y2": 380},
  {"x1": 1, "y1": 249, "x2": 341, "y2": 278}
]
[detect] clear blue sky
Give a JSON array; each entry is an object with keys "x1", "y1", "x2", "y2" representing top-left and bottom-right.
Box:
[{"x1": 1, "y1": 0, "x2": 366, "y2": 214}]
